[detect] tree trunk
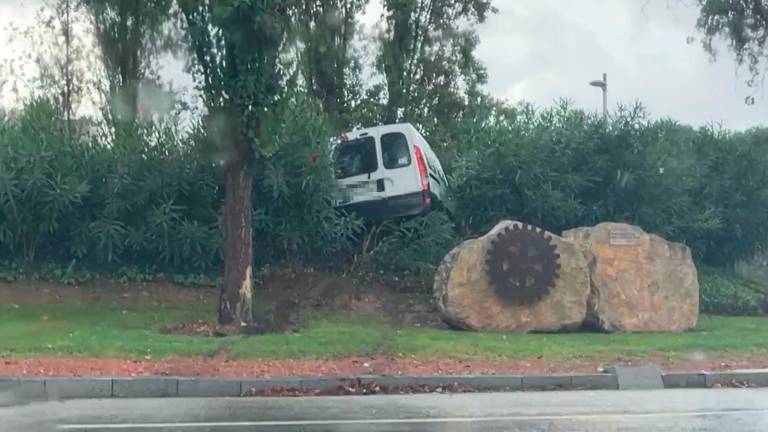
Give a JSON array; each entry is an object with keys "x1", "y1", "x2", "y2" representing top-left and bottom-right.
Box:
[
  {"x1": 63, "y1": 0, "x2": 73, "y2": 140},
  {"x1": 218, "y1": 143, "x2": 254, "y2": 326}
]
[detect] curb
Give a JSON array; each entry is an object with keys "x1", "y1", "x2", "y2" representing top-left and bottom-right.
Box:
[
  {"x1": 662, "y1": 370, "x2": 768, "y2": 388},
  {"x1": 0, "y1": 373, "x2": 614, "y2": 401},
  {"x1": 1, "y1": 369, "x2": 766, "y2": 401}
]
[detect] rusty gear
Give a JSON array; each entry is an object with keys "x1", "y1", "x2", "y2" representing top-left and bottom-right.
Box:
[{"x1": 485, "y1": 223, "x2": 560, "y2": 305}]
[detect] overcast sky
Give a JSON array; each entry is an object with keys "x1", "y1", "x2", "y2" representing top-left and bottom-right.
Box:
[
  {"x1": 469, "y1": 0, "x2": 768, "y2": 129},
  {"x1": 1, "y1": 0, "x2": 766, "y2": 129}
]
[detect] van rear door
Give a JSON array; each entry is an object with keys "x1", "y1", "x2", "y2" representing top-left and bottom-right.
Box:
[
  {"x1": 380, "y1": 130, "x2": 421, "y2": 200},
  {"x1": 333, "y1": 135, "x2": 384, "y2": 205}
]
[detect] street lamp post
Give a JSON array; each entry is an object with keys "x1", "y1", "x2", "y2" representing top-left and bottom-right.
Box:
[{"x1": 589, "y1": 72, "x2": 607, "y2": 119}]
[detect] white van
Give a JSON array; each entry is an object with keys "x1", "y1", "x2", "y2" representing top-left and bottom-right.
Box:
[{"x1": 332, "y1": 123, "x2": 449, "y2": 220}]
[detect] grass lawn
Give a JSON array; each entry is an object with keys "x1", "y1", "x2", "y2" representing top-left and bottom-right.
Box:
[{"x1": 1, "y1": 302, "x2": 768, "y2": 360}]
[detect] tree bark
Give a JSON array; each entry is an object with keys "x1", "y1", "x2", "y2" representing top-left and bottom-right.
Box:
[{"x1": 218, "y1": 140, "x2": 254, "y2": 326}]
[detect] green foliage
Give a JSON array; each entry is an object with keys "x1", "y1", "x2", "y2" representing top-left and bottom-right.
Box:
[
  {"x1": 111, "y1": 266, "x2": 218, "y2": 286},
  {"x1": 252, "y1": 91, "x2": 364, "y2": 263},
  {"x1": 179, "y1": 0, "x2": 297, "y2": 147},
  {"x1": 0, "y1": 260, "x2": 23, "y2": 281},
  {"x1": 0, "y1": 100, "x2": 220, "y2": 271},
  {"x1": 378, "y1": 0, "x2": 494, "y2": 126},
  {"x1": 4, "y1": 91, "x2": 768, "y2": 298},
  {"x1": 81, "y1": 0, "x2": 176, "y2": 121},
  {"x1": 691, "y1": 127, "x2": 768, "y2": 264},
  {"x1": 0, "y1": 260, "x2": 93, "y2": 285},
  {"x1": 0, "y1": 94, "x2": 361, "y2": 278},
  {"x1": 67, "y1": 115, "x2": 222, "y2": 272},
  {"x1": 699, "y1": 268, "x2": 766, "y2": 316},
  {"x1": 369, "y1": 211, "x2": 458, "y2": 279},
  {"x1": 299, "y1": 0, "x2": 367, "y2": 130},
  {"x1": 0, "y1": 99, "x2": 89, "y2": 262},
  {"x1": 449, "y1": 99, "x2": 607, "y2": 234},
  {"x1": 447, "y1": 97, "x2": 768, "y2": 265}
]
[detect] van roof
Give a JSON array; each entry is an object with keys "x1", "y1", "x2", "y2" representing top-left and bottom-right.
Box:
[{"x1": 348, "y1": 123, "x2": 418, "y2": 138}]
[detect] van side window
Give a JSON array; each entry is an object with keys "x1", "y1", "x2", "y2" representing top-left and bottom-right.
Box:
[
  {"x1": 333, "y1": 137, "x2": 378, "y2": 179},
  {"x1": 381, "y1": 132, "x2": 411, "y2": 169}
]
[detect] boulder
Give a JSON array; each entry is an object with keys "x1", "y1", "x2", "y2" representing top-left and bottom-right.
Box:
[
  {"x1": 433, "y1": 220, "x2": 590, "y2": 332},
  {"x1": 562, "y1": 222, "x2": 699, "y2": 332}
]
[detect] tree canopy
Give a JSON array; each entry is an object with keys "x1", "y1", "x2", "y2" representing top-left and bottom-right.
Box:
[
  {"x1": 697, "y1": 0, "x2": 768, "y2": 92},
  {"x1": 81, "y1": 0, "x2": 175, "y2": 120},
  {"x1": 378, "y1": 0, "x2": 494, "y2": 126}
]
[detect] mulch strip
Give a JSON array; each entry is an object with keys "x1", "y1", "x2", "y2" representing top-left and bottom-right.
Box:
[{"x1": 2, "y1": 354, "x2": 767, "y2": 378}]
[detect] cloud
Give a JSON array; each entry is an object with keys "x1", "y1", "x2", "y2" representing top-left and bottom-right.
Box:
[{"x1": 476, "y1": 0, "x2": 767, "y2": 128}]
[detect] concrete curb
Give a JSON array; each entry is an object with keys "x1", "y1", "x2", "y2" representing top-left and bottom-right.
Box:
[
  {"x1": 0, "y1": 373, "x2": 615, "y2": 400},
  {"x1": 1, "y1": 369, "x2": 766, "y2": 401},
  {"x1": 663, "y1": 370, "x2": 768, "y2": 388},
  {"x1": 608, "y1": 365, "x2": 664, "y2": 389}
]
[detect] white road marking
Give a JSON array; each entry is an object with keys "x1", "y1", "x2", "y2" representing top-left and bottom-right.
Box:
[{"x1": 56, "y1": 408, "x2": 768, "y2": 429}]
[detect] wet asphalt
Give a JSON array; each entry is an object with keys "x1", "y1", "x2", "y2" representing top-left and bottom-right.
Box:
[{"x1": 2, "y1": 388, "x2": 768, "y2": 432}]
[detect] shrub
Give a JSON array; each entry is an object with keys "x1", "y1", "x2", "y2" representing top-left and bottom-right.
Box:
[
  {"x1": 251, "y1": 92, "x2": 364, "y2": 265},
  {"x1": 699, "y1": 268, "x2": 766, "y2": 315},
  {"x1": 690, "y1": 127, "x2": 768, "y2": 265},
  {"x1": 4, "y1": 92, "x2": 768, "y2": 291},
  {"x1": 368, "y1": 210, "x2": 458, "y2": 279},
  {"x1": 448, "y1": 100, "x2": 609, "y2": 235},
  {"x1": 0, "y1": 99, "x2": 90, "y2": 262},
  {"x1": 445, "y1": 98, "x2": 764, "y2": 265},
  {"x1": 0, "y1": 94, "x2": 362, "y2": 276},
  {"x1": 76, "y1": 117, "x2": 222, "y2": 271}
]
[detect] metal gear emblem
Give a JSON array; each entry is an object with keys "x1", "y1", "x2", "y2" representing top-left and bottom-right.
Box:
[{"x1": 485, "y1": 223, "x2": 560, "y2": 305}]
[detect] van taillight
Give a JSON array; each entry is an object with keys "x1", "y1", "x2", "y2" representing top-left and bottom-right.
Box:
[{"x1": 413, "y1": 145, "x2": 430, "y2": 193}]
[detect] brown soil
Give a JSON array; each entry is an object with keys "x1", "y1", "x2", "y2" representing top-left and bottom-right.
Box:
[
  {"x1": 2, "y1": 354, "x2": 767, "y2": 378},
  {"x1": 158, "y1": 321, "x2": 219, "y2": 337},
  {"x1": 0, "y1": 278, "x2": 218, "y2": 306},
  {"x1": 251, "y1": 268, "x2": 442, "y2": 330}
]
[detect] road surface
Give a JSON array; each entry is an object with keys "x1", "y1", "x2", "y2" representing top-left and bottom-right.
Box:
[{"x1": 2, "y1": 388, "x2": 768, "y2": 431}]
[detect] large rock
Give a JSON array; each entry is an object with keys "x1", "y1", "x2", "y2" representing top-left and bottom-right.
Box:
[
  {"x1": 434, "y1": 220, "x2": 590, "y2": 332},
  {"x1": 562, "y1": 222, "x2": 699, "y2": 332}
]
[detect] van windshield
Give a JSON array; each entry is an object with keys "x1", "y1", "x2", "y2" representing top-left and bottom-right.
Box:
[{"x1": 333, "y1": 137, "x2": 378, "y2": 179}]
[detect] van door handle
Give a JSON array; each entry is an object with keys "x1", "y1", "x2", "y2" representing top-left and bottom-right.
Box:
[{"x1": 376, "y1": 179, "x2": 385, "y2": 192}]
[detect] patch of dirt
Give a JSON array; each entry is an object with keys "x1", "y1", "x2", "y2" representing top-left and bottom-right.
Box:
[
  {"x1": 249, "y1": 268, "x2": 443, "y2": 331},
  {"x1": 0, "y1": 355, "x2": 588, "y2": 377},
  {"x1": 3, "y1": 353, "x2": 768, "y2": 378},
  {"x1": 158, "y1": 321, "x2": 219, "y2": 337},
  {"x1": 0, "y1": 279, "x2": 218, "y2": 306}
]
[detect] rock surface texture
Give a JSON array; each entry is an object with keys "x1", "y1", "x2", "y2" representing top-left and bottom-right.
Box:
[
  {"x1": 562, "y1": 222, "x2": 699, "y2": 332},
  {"x1": 433, "y1": 220, "x2": 590, "y2": 332}
]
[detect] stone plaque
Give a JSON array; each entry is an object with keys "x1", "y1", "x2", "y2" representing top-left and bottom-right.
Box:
[{"x1": 609, "y1": 226, "x2": 641, "y2": 246}]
